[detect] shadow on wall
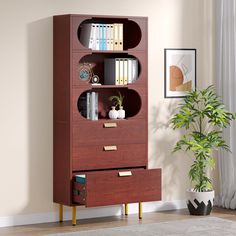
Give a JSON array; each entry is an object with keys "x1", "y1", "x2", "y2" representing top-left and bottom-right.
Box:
[
  {"x1": 25, "y1": 17, "x2": 54, "y2": 215},
  {"x1": 149, "y1": 100, "x2": 192, "y2": 200}
]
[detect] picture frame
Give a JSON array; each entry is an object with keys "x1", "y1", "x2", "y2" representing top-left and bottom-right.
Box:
[{"x1": 164, "y1": 48, "x2": 196, "y2": 98}]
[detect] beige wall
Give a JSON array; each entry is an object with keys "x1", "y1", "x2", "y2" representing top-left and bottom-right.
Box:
[{"x1": 0, "y1": 0, "x2": 215, "y2": 217}]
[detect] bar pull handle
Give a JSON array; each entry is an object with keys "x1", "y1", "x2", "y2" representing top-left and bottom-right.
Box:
[
  {"x1": 118, "y1": 171, "x2": 132, "y2": 177},
  {"x1": 103, "y1": 145, "x2": 117, "y2": 151},
  {"x1": 103, "y1": 123, "x2": 117, "y2": 128}
]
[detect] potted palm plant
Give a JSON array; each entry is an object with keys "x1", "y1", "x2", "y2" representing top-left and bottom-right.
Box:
[{"x1": 170, "y1": 85, "x2": 236, "y2": 215}]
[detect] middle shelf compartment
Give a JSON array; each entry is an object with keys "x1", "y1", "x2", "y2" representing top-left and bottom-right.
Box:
[{"x1": 72, "y1": 51, "x2": 147, "y2": 87}]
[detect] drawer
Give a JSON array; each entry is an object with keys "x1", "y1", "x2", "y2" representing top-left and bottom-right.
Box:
[
  {"x1": 72, "y1": 143, "x2": 147, "y2": 171},
  {"x1": 72, "y1": 119, "x2": 147, "y2": 146},
  {"x1": 72, "y1": 168, "x2": 161, "y2": 207}
]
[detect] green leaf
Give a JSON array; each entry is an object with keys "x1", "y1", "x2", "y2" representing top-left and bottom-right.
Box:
[{"x1": 169, "y1": 85, "x2": 236, "y2": 191}]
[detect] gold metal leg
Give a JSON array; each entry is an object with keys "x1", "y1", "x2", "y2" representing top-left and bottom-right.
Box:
[
  {"x1": 59, "y1": 204, "x2": 63, "y2": 223},
  {"x1": 72, "y1": 206, "x2": 76, "y2": 226},
  {"x1": 138, "y1": 202, "x2": 142, "y2": 219},
  {"x1": 125, "y1": 204, "x2": 128, "y2": 216}
]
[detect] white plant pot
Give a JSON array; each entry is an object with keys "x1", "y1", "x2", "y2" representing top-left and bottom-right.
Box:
[
  {"x1": 117, "y1": 106, "x2": 125, "y2": 119},
  {"x1": 108, "y1": 106, "x2": 118, "y2": 119},
  {"x1": 186, "y1": 189, "x2": 214, "y2": 215}
]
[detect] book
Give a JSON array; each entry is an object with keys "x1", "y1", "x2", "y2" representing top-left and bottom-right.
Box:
[
  {"x1": 99, "y1": 24, "x2": 103, "y2": 50},
  {"x1": 86, "y1": 92, "x2": 90, "y2": 119},
  {"x1": 115, "y1": 59, "x2": 120, "y2": 85},
  {"x1": 113, "y1": 23, "x2": 119, "y2": 50},
  {"x1": 104, "y1": 58, "x2": 120, "y2": 85},
  {"x1": 102, "y1": 24, "x2": 107, "y2": 50},
  {"x1": 95, "y1": 92, "x2": 98, "y2": 120},
  {"x1": 79, "y1": 23, "x2": 93, "y2": 48},
  {"x1": 75, "y1": 174, "x2": 86, "y2": 184},
  {"x1": 118, "y1": 23, "x2": 123, "y2": 50},
  {"x1": 132, "y1": 59, "x2": 138, "y2": 82},
  {"x1": 123, "y1": 59, "x2": 128, "y2": 85},
  {"x1": 90, "y1": 92, "x2": 95, "y2": 120},
  {"x1": 95, "y1": 24, "x2": 100, "y2": 50},
  {"x1": 90, "y1": 24, "x2": 96, "y2": 50},
  {"x1": 127, "y1": 59, "x2": 133, "y2": 84},
  {"x1": 106, "y1": 24, "x2": 110, "y2": 50},
  {"x1": 110, "y1": 24, "x2": 114, "y2": 50},
  {"x1": 119, "y1": 59, "x2": 124, "y2": 85}
]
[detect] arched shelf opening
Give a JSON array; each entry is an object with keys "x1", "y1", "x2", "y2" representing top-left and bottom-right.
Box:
[
  {"x1": 77, "y1": 53, "x2": 141, "y2": 85},
  {"x1": 77, "y1": 88, "x2": 141, "y2": 120},
  {"x1": 78, "y1": 18, "x2": 142, "y2": 50}
]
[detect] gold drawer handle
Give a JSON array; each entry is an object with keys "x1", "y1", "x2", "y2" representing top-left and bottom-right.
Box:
[
  {"x1": 103, "y1": 145, "x2": 117, "y2": 151},
  {"x1": 118, "y1": 171, "x2": 132, "y2": 177},
  {"x1": 103, "y1": 123, "x2": 117, "y2": 128}
]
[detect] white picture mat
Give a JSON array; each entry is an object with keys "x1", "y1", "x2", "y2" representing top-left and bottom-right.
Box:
[{"x1": 165, "y1": 49, "x2": 196, "y2": 97}]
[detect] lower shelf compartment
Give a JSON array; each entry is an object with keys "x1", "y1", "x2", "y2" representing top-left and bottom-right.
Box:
[{"x1": 72, "y1": 168, "x2": 161, "y2": 207}]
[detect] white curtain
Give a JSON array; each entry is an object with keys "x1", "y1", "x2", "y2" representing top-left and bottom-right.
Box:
[{"x1": 216, "y1": 0, "x2": 236, "y2": 209}]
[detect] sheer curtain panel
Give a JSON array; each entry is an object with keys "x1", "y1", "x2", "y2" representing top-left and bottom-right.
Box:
[{"x1": 216, "y1": 0, "x2": 236, "y2": 209}]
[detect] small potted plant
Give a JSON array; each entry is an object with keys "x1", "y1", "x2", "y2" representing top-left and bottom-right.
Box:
[
  {"x1": 109, "y1": 91, "x2": 125, "y2": 119},
  {"x1": 170, "y1": 85, "x2": 236, "y2": 215}
]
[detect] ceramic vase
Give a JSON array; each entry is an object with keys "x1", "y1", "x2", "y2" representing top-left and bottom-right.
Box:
[
  {"x1": 108, "y1": 106, "x2": 118, "y2": 119},
  {"x1": 117, "y1": 106, "x2": 125, "y2": 119}
]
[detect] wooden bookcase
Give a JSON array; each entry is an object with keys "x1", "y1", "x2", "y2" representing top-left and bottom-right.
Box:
[{"x1": 53, "y1": 14, "x2": 161, "y2": 226}]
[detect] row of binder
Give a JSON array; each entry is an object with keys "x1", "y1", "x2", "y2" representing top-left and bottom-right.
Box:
[
  {"x1": 80, "y1": 23, "x2": 123, "y2": 51},
  {"x1": 104, "y1": 58, "x2": 138, "y2": 85},
  {"x1": 78, "y1": 92, "x2": 98, "y2": 120}
]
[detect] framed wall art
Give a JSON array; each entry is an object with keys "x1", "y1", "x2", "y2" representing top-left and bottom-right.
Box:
[{"x1": 164, "y1": 48, "x2": 196, "y2": 98}]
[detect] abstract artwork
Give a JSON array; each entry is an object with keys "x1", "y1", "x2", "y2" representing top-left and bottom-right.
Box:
[{"x1": 164, "y1": 49, "x2": 196, "y2": 98}]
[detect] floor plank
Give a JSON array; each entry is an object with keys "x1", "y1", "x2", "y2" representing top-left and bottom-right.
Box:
[{"x1": 1, "y1": 207, "x2": 236, "y2": 236}]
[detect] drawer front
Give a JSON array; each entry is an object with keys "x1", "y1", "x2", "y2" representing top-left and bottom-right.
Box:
[
  {"x1": 72, "y1": 143, "x2": 147, "y2": 171},
  {"x1": 72, "y1": 169, "x2": 161, "y2": 207},
  {"x1": 72, "y1": 119, "x2": 146, "y2": 145}
]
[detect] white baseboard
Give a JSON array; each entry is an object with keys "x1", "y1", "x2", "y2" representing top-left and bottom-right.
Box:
[{"x1": 0, "y1": 200, "x2": 186, "y2": 228}]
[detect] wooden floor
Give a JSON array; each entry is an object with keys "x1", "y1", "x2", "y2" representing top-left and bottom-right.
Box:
[{"x1": 1, "y1": 207, "x2": 236, "y2": 236}]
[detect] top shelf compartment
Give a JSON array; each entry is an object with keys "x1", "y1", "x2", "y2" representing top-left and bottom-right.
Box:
[{"x1": 71, "y1": 15, "x2": 147, "y2": 52}]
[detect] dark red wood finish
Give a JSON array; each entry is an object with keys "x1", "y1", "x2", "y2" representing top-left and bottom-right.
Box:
[
  {"x1": 72, "y1": 87, "x2": 147, "y2": 120},
  {"x1": 53, "y1": 14, "x2": 161, "y2": 208},
  {"x1": 72, "y1": 119, "x2": 146, "y2": 146},
  {"x1": 72, "y1": 51, "x2": 147, "y2": 88},
  {"x1": 53, "y1": 15, "x2": 72, "y2": 205},
  {"x1": 71, "y1": 15, "x2": 147, "y2": 51},
  {"x1": 72, "y1": 143, "x2": 147, "y2": 171},
  {"x1": 73, "y1": 169, "x2": 161, "y2": 207}
]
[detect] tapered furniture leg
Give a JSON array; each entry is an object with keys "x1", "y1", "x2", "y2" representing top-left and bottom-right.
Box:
[
  {"x1": 59, "y1": 204, "x2": 63, "y2": 223},
  {"x1": 138, "y1": 202, "x2": 142, "y2": 219},
  {"x1": 125, "y1": 203, "x2": 128, "y2": 216},
  {"x1": 72, "y1": 206, "x2": 76, "y2": 226}
]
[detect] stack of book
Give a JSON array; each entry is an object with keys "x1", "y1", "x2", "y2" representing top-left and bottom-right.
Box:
[
  {"x1": 78, "y1": 92, "x2": 98, "y2": 120},
  {"x1": 80, "y1": 23, "x2": 123, "y2": 51},
  {"x1": 73, "y1": 175, "x2": 86, "y2": 196},
  {"x1": 104, "y1": 58, "x2": 138, "y2": 85},
  {"x1": 75, "y1": 174, "x2": 86, "y2": 184}
]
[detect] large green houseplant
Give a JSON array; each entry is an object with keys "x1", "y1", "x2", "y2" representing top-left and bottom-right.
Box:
[{"x1": 170, "y1": 85, "x2": 236, "y2": 215}]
